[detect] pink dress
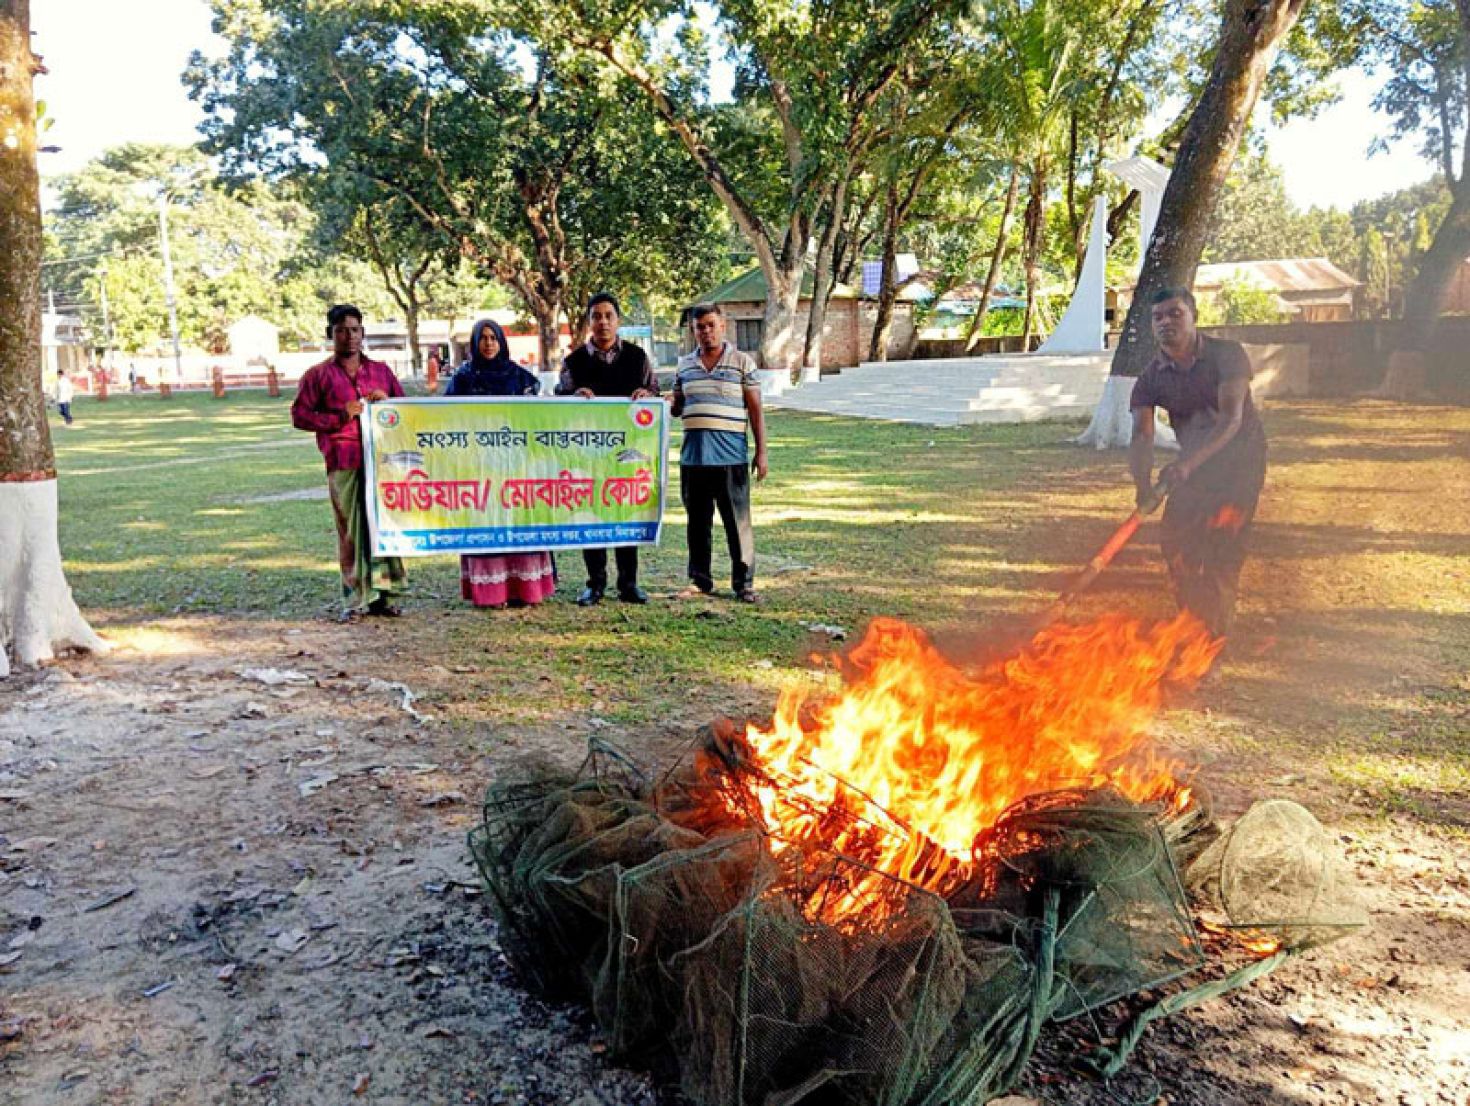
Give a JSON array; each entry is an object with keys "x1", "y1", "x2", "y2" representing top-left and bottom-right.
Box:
[{"x1": 460, "y1": 552, "x2": 557, "y2": 607}]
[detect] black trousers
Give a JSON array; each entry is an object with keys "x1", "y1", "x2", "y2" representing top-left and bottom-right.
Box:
[
  {"x1": 680, "y1": 464, "x2": 755, "y2": 592},
  {"x1": 1160, "y1": 438, "x2": 1267, "y2": 637},
  {"x1": 583, "y1": 546, "x2": 639, "y2": 591}
]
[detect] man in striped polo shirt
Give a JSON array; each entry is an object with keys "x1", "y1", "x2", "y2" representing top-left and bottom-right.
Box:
[{"x1": 671, "y1": 303, "x2": 769, "y2": 603}]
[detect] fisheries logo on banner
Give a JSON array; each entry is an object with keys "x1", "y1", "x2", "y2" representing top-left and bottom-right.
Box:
[{"x1": 362, "y1": 398, "x2": 669, "y2": 556}]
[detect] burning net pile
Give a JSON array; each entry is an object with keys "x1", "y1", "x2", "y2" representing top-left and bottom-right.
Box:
[{"x1": 470, "y1": 614, "x2": 1363, "y2": 1105}]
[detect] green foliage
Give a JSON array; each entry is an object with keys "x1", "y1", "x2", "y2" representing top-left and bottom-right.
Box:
[
  {"x1": 43, "y1": 142, "x2": 398, "y2": 351},
  {"x1": 1196, "y1": 276, "x2": 1290, "y2": 326},
  {"x1": 189, "y1": 0, "x2": 730, "y2": 336},
  {"x1": 1203, "y1": 146, "x2": 1319, "y2": 263}
]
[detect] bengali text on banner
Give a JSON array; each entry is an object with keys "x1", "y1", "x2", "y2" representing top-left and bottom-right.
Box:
[{"x1": 361, "y1": 397, "x2": 669, "y2": 556}]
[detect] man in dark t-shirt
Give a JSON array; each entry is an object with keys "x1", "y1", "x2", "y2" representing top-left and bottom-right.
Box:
[
  {"x1": 1128, "y1": 286, "x2": 1267, "y2": 636},
  {"x1": 556, "y1": 292, "x2": 661, "y2": 606}
]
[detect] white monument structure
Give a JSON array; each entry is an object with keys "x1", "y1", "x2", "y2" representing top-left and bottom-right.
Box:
[
  {"x1": 1037, "y1": 195, "x2": 1110, "y2": 354},
  {"x1": 1074, "y1": 155, "x2": 1177, "y2": 449},
  {"x1": 761, "y1": 153, "x2": 1184, "y2": 437}
]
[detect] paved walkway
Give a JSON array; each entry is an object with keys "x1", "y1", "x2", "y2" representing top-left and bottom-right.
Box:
[{"x1": 763, "y1": 353, "x2": 1113, "y2": 427}]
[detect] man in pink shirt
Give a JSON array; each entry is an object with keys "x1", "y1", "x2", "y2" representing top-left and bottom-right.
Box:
[{"x1": 291, "y1": 304, "x2": 407, "y2": 620}]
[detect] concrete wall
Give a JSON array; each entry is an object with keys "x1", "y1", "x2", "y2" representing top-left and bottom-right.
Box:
[{"x1": 902, "y1": 318, "x2": 1470, "y2": 400}]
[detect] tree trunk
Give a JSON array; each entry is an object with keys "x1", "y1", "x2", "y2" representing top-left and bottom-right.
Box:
[
  {"x1": 964, "y1": 164, "x2": 1020, "y2": 353},
  {"x1": 534, "y1": 304, "x2": 560, "y2": 374},
  {"x1": 1378, "y1": 188, "x2": 1470, "y2": 397},
  {"x1": 1021, "y1": 160, "x2": 1047, "y2": 346},
  {"x1": 803, "y1": 176, "x2": 850, "y2": 378},
  {"x1": 869, "y1": 182, "x2": 902, "y2": 362},
  {"x1": 1108, "y1": 0, "x2": 1309, "y2": 380},
  {"x1": 404, "y1": 297, "x2": 423, "y2": 380},
  {"x1": 1, "y1": 0, "x2": 105, "y2": 676},
  {"x1": 760, "y1": 268, "x2": 804, "y2": 377}
]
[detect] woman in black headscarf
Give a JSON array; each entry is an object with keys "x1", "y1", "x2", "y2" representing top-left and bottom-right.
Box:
[{"x1": 446, "y1": 320, "x2": 556, "y2": 608}]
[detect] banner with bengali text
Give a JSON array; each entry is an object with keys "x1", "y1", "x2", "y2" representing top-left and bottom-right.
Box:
[{"x1": 361, "y1": 397, "x2": 668, "y2": 556}]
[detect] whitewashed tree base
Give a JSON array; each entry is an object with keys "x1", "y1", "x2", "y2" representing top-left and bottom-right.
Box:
[
  {"x1": 798, "y1": 364, "x2": 822, "y2": 385},
  {"x1": 1372, "y1": 351, "x2": 1426, "y2": 401},
  {"x1": 1073, "y1": 375, "x2": 1179, "y2": 451},
  {"x1": 0, "y1": 480, "x2": 106, "y2": 678}
]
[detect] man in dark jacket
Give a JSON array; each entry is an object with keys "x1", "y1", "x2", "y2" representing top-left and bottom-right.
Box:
[
  {"x1": 1128, "y1": 286, "x2": 1268, "y2": 637},
  {"x1": 556, "y1": 293, "x2": 660, "y2": 605}
]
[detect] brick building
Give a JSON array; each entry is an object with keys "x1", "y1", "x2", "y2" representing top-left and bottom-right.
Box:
[{"x1": 686, "y1": 267, "x2": 921, "y2": 370}]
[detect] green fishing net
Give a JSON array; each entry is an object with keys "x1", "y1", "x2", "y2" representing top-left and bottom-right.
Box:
[{"x1": 469, "y1": 737, "x2": 1363, "y2": 1105}]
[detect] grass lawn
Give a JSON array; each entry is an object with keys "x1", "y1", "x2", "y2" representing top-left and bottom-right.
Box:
[{"x1": 51, "y1": 389, "x2": 1470, "y2": 821}]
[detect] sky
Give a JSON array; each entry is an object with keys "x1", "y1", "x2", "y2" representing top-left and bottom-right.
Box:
[{"x1": 31, "y1": 0, "x2": 1434, "y2": 214}]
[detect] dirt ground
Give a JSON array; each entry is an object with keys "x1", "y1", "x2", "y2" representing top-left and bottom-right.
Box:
[{"x1": 3, "y1": 400, "x2": 1468, "y2": 1105}]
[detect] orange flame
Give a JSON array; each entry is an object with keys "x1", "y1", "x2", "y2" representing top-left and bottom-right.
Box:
[
  {"x1": 1198, "y1": 920, "x2": 1284, "y2": 958},
  {"x1": 1208, "y1": 504, "x2": 1247, "y2": 533},
  {"x1": 737, "y1": 612, "x2": 1220, "y2": 922}
]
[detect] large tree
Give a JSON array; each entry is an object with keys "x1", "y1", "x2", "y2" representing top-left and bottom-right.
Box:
[
  {"x1": 45, "y1": 143, "x2": 401, "y2": 352},
  {"x1": 0, "y1": 0, "x2": 104, "y2": 677},
  {"x1": 1080, "y1": 0, "x2": 1314, "y2": 448},
  {"x1": 507, "y1": 0, "x2": 965, "y2": 374},
  {"x1": 1361, "y1": 0, "x2": 1470, "y2": 396},
  {"x1": 192, "y1": 0, "x2": 726, "y2": 369}
]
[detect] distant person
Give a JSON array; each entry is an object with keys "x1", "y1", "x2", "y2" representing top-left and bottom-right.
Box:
[
  {"x1": 446, "y1": 319, "x2": 556, "y2": 610},
  {"x1": 556, "y1": 293, "x2": 660, "y2": 606},
  {"x1": 128, "y1": 365, "x2": 137, "y2": 393},
  {"x1": 291, "y1": 304, "x2": 407, "y2": 621},
  {"x1": 671, "y1": 303, "x2": 768, "y2": 603},
  {"x1": 1128, "y1": 286, "x2": 1267, "y2": 637},
  {"x1": 54, "y1": 372, "x2": 75, "y2": 426}
]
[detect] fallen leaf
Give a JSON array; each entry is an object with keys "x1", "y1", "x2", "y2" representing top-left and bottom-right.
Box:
[
  {"x1": 82, "y1": 886, "x2": 137, "y2": 913},
  {"x1": 240, "y1": 667, "x2": 311, "y2": 686},
  {"x1": 245, "y1": 1069, "x2": 279, "y2": 1087},
  {"x1": 422, "y1": 1025, "x2": 455, "y2": 1039},
  {"x1": 9, "y1": 836, "x2": 57, "y2": 853},
  {"x1": 298, "y1": 773, "x2": 340, "y2": 798},
  {"x1": 216, "y1": 963, "x2": 237, "y2": 982},
  {"x1": 0, "y1": 951, "x2": 22, "y2": 971},
  {"x1": 353, "y1": 1073, "x2": 371, "y2": 1095},
  {"x1": 275, "y1": 928, "x2": 310, "y2": 954}
]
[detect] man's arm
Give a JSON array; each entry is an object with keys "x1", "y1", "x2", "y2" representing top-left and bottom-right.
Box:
[
  {"x1": 631, "y1": 350, "x2": 659, "y2": 400},
  {"x1": 290, "y1": 370, "x2": 348, "y2": 434},
  {"x1": 1128, "y1": 406, "x2": 1156, "y2": 506},
  {"x1": 745, "y1": 386, "x2": 768, "y2": 481},
  {"x1": 553, "y1": 356, "x2": 580, "y2": 396}
]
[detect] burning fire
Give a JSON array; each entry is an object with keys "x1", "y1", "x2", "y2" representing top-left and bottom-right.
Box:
[
  {"x1": 736, "y1": 613, "x2": 1220, "y2": 921},
  {"x1": 1208, "y1": 504, "x2": 1247, "y2": 532},
  {"x1": 1198, "y1": 920, "x2": 1285, "y2": 958}
]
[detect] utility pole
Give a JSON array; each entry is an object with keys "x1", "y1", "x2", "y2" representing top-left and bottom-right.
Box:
[{"x1": 156, "y1": 193, "x2": 183, "y2": 384}]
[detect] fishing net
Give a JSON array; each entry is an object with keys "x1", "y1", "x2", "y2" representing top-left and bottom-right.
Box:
[
  {"x1": 469, "y1": 738, "x2": 1359, "y2": 1105},
  {"x1": 1185, "y1": 798, "x2": 1368, "y2": 950}
]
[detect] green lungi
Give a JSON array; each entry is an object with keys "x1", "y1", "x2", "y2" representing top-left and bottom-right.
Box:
[{"x1": 327, "y1": 467, "x2": 406, "y2": 611}]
